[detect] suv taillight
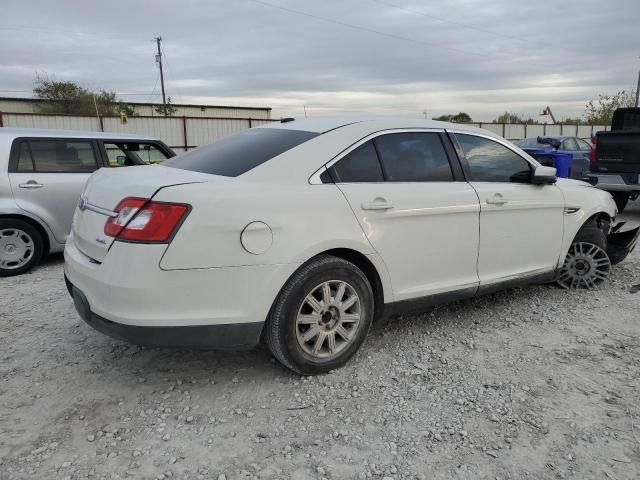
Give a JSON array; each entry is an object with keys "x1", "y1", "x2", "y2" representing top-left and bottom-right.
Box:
[
  {"x1": 104, "y1": 197, "x2": 189, "y2": 243},
  {"x1": 589, "y1": 136, "x2": 597, "y2": 169}
]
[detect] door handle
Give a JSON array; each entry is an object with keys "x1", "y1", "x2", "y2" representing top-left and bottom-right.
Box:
[
  {"x1": 486, "y1": 193, "x2": 508, "y2": 205},
  {"x1": 18, "y1": 181, "x2": 44, "y2": 189},
  {"x1": 361, "y1": 198, "x2": 394, "y2": 211}
]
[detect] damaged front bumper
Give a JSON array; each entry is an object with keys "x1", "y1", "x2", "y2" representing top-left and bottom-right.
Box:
[{"x1": 607, "y1": 222, "x2": 640, "y2": 265}]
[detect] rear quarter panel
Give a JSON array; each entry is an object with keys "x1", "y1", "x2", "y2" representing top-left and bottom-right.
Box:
[
  {"x1": 153, "y1": 179, "x2": 389, "y2": 275},
  {"x1": 154, "y1": 180, "x2": 393, "y2": 302}
]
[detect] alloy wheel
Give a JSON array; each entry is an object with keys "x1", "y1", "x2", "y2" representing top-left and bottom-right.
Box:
[
  {"x1": 557, "y1": 242, "x2": 611, "y2": 289},
  {"x1": 295, "y1": 280, "x2": 361, "y2": 358}
]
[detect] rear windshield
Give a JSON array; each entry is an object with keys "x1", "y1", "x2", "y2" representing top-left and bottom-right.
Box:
[{"x1": 163, "y1": 127, "x2": 319, "y2": 176}]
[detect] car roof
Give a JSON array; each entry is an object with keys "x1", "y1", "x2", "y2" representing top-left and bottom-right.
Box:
[
  {"x1": 0, "y1": 127, "x2": 156, "y2": 141},
  {"x1": 243, "y1": 117, "x2": 519, "y2": 183},
  {"x1": 259, "y1": 117, "x2": 496, "y2": 137}
]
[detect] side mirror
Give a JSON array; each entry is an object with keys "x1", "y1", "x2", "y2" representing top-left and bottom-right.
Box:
[
  {"x1": 532, "y1": 165, "x2": 557, "y2": 185},
  {"x1": 116, "y1": 155, "x2": 127, "y2": 166}
]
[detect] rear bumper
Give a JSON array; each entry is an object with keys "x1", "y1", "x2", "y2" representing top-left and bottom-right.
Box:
[
  {"x1": 66, "y1": 277, "x2": 263, "y2": 348},
  {"x1": 588, "y1": 174, "x2": 640, "y2": 192},
  {"x1": 64, "y1": 233, "x2": 300, "y2": 347}
]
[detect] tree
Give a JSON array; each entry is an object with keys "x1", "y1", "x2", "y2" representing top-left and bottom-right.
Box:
[
  {"x1": 433, "y1": 112, "x2": 472, "y2": 123},
  {"x1": 33, "y1": 73, "x2": 136, "y2": 116},
  {"x1": 154, "y1": 96, "x2": 177, "y2": 116},
  {"x1": 584, "y1": 89, "x2": 636, "y2": 125},
  {"x1": 494, "y1": 112, "x2": 538, "y2": 124},
  {"x1": 562, "y1": 117, "x2": 587, "y2": 125}
]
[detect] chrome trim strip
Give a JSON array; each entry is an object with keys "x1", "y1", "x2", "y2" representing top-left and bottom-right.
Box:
[
  {"x1": 85, "y1": 203, "x2": 118, "y2": 218},
  {"x1": 308, "y1": 128, "x2": 446, "y2": 185}
]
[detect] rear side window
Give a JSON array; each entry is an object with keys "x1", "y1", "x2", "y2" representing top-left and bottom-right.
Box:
[
  {"x1": 163, "y1": 128, "x2": 319, "y2": 177},
  {"x1": 16, "y1": 142, "x2": 34, "y2": 172},
  {"x1": 328, "y1": 141, "x2": 384, "y2": 183},
  {"x1": 375, "y1": 132, "x2": 453, "y2": 182},
  {"x1": 11, "y1": 140, "x2": 99, "y2": 173}
]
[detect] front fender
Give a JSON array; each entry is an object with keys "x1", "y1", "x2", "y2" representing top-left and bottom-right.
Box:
[{"x1": 556, "y1": 182, "x2": 617, "y2": 267}]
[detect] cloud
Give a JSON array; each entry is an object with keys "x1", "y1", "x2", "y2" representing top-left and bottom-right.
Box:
[{"x1": 0, "y1": 0, "x2": 638, "y2": 121}]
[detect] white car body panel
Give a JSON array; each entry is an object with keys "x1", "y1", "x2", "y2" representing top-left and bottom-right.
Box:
[
  {"x1": 555, "y1": 178, "x2": 617, "y2": 266},
  {"x1": 471, "y1": 181, "x2": 565, "y2": 283},
  {"x1": 64, "y1": 233, "x2": 298, "y2": 327},
  {"x1": 63, "y1": 117, "x2": 620, "y2": 341},
  {"x1": 337, "y1": 181, "x2": 480, "y2": 300}
]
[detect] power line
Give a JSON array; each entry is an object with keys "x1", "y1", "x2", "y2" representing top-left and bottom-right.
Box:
[
  {"x1": 160, "y1": 42, "x2": 183, "y2": 102},
  {"x1": 244, "y1": 0, "x2": 550, "y2": 67},
  {"x1": 146, "y1": 73, "x2": 161, "y2": 104},
  {"x1": 370, "y1": 0, "x2": 527, "y2": 43}
]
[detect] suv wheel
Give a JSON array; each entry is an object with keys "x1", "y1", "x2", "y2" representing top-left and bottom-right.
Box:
[
  {"x1": 265, "y1": 255, "x2": 374, "y2": 375},
  {"x1": 0, "y1": 219, "x2": 44, "y2": 277},
  {"x1": 556, "y1": 222, "x2": 610, "y2": 289}
]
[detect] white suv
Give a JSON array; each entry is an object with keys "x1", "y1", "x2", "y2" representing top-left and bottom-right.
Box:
[
  {"x1": 0, "y1": 128, "x2": 174, "y2": 276},
  {"x1": 64, "y1": 118, "x2": 639, "y2": 374}
]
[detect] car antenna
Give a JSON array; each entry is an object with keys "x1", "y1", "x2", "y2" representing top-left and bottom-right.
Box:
[{"x1": 280, "y1": 117, "x2": 295, "y2": 123}]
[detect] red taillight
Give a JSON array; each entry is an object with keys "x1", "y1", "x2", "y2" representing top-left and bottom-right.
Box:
[
  {"x1": 104, "y1": 197, "x2": 189, "y2": 243},
  {"x1": 590, "y1": 136, "x2": 597, "y2": 168}
]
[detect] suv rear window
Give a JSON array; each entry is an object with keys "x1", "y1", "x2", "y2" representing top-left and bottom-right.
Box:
[{"x1": 163, "y1": 128, "x2": 319, "y2": 177}]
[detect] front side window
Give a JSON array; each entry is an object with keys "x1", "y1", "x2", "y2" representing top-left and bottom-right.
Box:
[
  {"x1": 456, "y1": 134, "x2": 532, "y2": 183},
  {"x1": 104, "y1": 142, "x2": 170, "y2": 167},
  {"x1": 164, "y1": 127, "x2": 319, "y2": 177},
  {"x1": 374, "y1": 132, "x2": 453, "y2": 182},
  {"x1": 328, "y1": 141, "x2": 384, "y2": 183},
  {"x1": 14, "y1": 140, "x2": 98, "y2": 173}
]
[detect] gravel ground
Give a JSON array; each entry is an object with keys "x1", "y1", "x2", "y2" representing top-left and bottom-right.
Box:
[{"x1": 1, "y1": 201, "x2": 639, "y2": 480}]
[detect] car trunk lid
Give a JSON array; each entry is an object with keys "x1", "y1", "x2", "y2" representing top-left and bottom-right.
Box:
[{"x1": 71, "y1": 164, "x2": 211, "y2": 262}]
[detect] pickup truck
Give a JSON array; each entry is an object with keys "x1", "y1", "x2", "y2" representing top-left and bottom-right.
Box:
[{"x1": 590, "y1": 107, "x2": 640, "y2": 212}]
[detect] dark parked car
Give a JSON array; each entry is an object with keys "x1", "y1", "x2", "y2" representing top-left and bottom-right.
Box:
[{"x1": 514, "y1": 136, "x2": 593, "y2": 179}]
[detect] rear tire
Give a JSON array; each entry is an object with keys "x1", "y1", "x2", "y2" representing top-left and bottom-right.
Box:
[
  {"x1": 265, "y1": 255, "x2": 374, "y2": 375},
  {"x1": 611, "y1": 192, "x2": 629, "y2": 213},
  {"x1": 0, "y1": 218, "x2": 44, "y2": 277},
  {"x1": 556, "y1": 222, "x2": 610, "y2": 289}
]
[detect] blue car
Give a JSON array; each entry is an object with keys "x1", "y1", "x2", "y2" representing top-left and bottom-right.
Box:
[{"x1": 513, "y1": 136, "x2": 593, "y2": 179}]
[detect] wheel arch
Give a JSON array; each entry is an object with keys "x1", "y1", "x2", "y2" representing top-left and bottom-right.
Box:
[
  {"x1": 0, "y1": 213, "x2": 51, "y2": 254},
  {"x1": 319, "y1": 248, "x2": 388, "y2": 322},
  {"x1": 558, "y1": 209, "x2": 613, "y2": 268}
]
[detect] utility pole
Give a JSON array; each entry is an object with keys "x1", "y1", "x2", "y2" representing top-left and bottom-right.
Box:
[
  {"x1": 155, "y1": 36, "x2": 167, "y2": 114},
  {"x1": 636, "y1": 70, "x2": 640, "y2": 107}
]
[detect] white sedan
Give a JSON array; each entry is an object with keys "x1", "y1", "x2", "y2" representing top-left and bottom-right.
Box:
[{"x1": 64, "y1": 118, "x2": 639, "y2": 374}]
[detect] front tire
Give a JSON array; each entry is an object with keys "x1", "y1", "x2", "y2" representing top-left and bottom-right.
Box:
[
  {"x1": 556, "y1": 222, "x2": 611, "y2": 289},
  {"x1": 265, "y1": 255, "x2": 374, "y2": 375},
  {"x1": 0, "y1": 219, "x2": 44, "y2": 277}
]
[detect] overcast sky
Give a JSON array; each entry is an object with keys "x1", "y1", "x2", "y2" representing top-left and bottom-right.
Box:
[{"x1": 1, "y1": 0, "x2": 638, "y2": 121}]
